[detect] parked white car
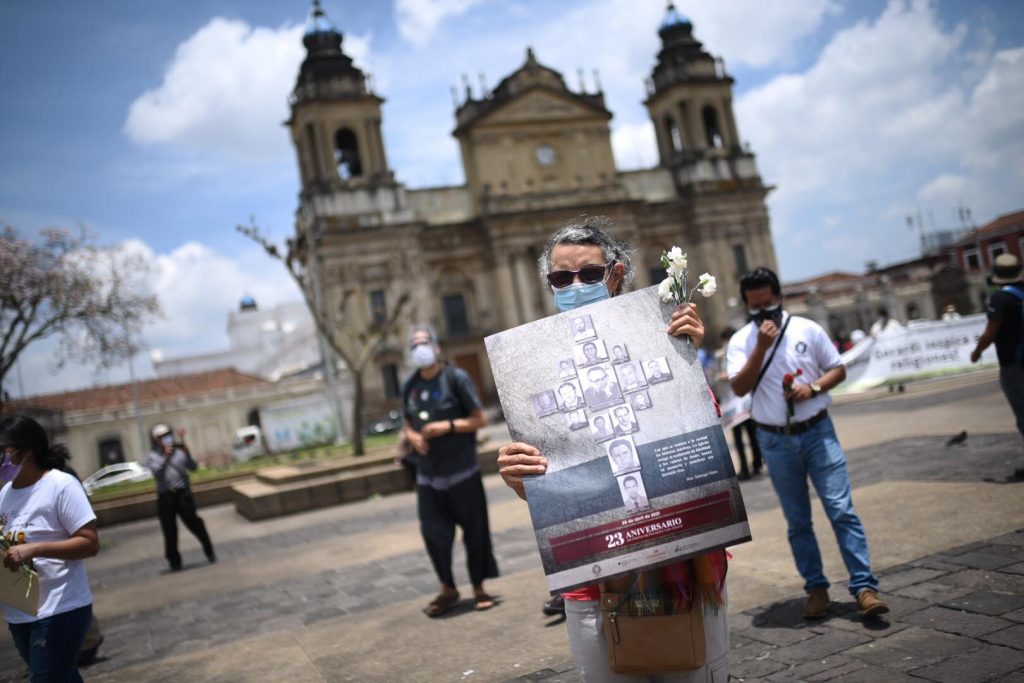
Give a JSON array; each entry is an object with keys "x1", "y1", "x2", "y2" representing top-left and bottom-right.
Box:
[
  {"x1": 82, "y1": 462, "x2": 153, "y2": 496},
  {"x1": 232, "y1": 426, "x2": 266, "y2": 463}
]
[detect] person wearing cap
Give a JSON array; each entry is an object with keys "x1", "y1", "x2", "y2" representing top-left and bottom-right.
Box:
[
  {"x1": 970, "y1": 254, "x2": 1024, "y2": 470},
  {"x1": 401, "y1": 325, "x2": 498, "y2": 617},
  {"x1": 727, "y1": 266, "x2": 888, "y2": 620},
  {"x1": 147, "y1": 424, "x2": 215, "y2": 571}
]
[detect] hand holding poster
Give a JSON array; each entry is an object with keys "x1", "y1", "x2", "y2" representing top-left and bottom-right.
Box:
[{"x1": 486, "y1": 287, "x2": 751, "y2": 593}]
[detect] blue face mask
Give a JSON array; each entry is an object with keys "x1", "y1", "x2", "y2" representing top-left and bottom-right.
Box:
[{"x1": 552, "y1": 282, "x2": 610, "y2": 311}]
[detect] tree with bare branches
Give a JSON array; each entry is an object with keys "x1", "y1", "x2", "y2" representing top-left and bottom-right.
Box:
[
  {"x1": 0, "y1": 225, "x2": 160, "y2": 409},
  {"x1": 238, "y1": 221, "x2": 410, "y2": 455}
]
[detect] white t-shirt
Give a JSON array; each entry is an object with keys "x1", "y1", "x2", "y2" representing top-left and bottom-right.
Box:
[
  {"x1": 727, "y1": 313, "x2": 843, "y2": 427},
  {"x1": 0, "y1": 470, "x2": 96, "y2": 623}
]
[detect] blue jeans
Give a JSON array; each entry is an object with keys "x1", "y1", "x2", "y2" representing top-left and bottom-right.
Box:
[
  {"x1": 9, "y1": 604, "x2": 92, "y2": 682},
  {"x1": 755, "y1": 416, "x2": 877, "y2": 596}
]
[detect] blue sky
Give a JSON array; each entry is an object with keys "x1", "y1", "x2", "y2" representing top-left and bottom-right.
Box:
[{"x1": 2, "y1": 0, "x2": 1022, "y2": 396}]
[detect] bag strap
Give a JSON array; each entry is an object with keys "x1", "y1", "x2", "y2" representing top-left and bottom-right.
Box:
[{"x1": 749, "y1": 315, "x2": 792, "y2": 397}]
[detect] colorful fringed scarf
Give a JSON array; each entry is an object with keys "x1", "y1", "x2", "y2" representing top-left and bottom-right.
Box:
[{"x1": 603, "y1": 548, "x2": 728, "y2": 615}]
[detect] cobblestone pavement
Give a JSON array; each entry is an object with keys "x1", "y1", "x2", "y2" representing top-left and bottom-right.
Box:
[
  {"x1": 0, "y1": 374, "x2": 1020, "y2": 681},
  {"x1": 512, "y1": 529, "x2": 1024, "y2": 682}
]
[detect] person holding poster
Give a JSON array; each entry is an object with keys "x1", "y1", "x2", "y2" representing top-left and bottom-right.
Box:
[
  {"x1": 0, "y1": 415, "x2": 99, "y2": 683},
  {"x1": 402, "y1": 326, "x2": 499, "y2": 617},
  {"x1": 727, "y1": 267, "x2": 888, "y2": 620},
  {"x1": 498, "y1": 218, "x2": 730, "y2": 680}
]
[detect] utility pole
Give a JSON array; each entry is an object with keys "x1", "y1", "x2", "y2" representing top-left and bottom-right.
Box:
[{"x1": 127, "y1": 352, "x2": 147, "y2": 461}]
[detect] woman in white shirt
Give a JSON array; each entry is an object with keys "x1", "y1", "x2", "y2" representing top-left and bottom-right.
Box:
[{"x1": 0, "y1": 415, "x2": 99, "y2": 683}]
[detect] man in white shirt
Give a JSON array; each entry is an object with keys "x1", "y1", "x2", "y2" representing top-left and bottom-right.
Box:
[{"x1": 727, "y1": 267, "x2": 888, "y2": 620}]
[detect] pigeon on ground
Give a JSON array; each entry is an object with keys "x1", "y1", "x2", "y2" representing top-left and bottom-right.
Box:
[{"x1": 945, "y1": 431, "x2": 967, "y2": 447}]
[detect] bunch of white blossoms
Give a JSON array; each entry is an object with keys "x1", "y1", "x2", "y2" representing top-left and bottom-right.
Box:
[{"x1": 658, "y1": 246, "x2": 717, "y2": 305}]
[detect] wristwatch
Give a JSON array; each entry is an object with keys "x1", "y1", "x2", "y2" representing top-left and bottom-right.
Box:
[
  {"x1": 449, "y1": 419, "x2": 456, "y2": 433},
  {"x1": 810, "y1": 383, "x2": 822, "y2": 397}
]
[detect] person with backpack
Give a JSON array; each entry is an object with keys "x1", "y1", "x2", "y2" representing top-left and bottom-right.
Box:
[
  {"x1": 970, "y1": 254, "x2": 1024, "y2": 471},
  {"x1": 401, "y1": 325, "x2": 498, "y2": 617}
]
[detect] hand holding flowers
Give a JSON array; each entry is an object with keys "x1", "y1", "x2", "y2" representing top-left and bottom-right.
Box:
[
  {"x1": 658, "y1": 246, "x2": 716, "y2": 348},
  {"x1": 782, "y1": 369, "x2": 804, "y2": 434},
  {"x1": 0, "y1": 513, "x2": 38, "y2": 598}
]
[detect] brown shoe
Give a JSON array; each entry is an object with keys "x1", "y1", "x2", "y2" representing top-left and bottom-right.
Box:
[
  {"x1": 803, "y1": 587, "x2": 830, "y2": 619},
  {"x1": 856, "y1": 589, "x2": 889, "y2": 617}
]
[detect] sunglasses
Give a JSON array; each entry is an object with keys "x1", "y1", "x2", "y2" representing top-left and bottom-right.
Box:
[{"x1": 546, "y1": 261, "x2": 614, "y2": 289}]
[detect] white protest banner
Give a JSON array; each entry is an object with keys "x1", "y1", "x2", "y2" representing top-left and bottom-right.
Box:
[
  {"x1": 485, "y1": 287, "x2": 751, "y2": 593},
  {"x1": 836, "y1": 314, "x2": 997, "y2": 393}
]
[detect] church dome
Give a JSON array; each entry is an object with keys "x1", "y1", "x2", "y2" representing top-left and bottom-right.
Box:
[{"x1": 240, "y1": 294, "x2": 258, "y2": 311}]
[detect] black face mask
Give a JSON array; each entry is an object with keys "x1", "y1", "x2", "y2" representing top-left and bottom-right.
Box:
[{"x1": 749, "y1": 303, "x2": 783, "y2": 327}]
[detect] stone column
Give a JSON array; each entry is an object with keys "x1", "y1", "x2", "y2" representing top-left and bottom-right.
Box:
[
  {"x1": 723, "y1": 98, "x2": 740, "y2": 148},
  {"x1": 493, "y1": 253, "x2": 521, "y2": 329},
  {"x1": 512, "y1": 251, "x2": 539, "y2": 322}
]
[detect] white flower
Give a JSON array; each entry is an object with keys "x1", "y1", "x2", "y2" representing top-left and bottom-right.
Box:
[
  {"x1": 697, "y1": 273, "x2": 717, "y2": 298},
  {"x1": 665, "y1": 246, "x2": 687, "y2": 276},
  {"x1": 658, "y1": 276, "x2": 675, "y2": 303}
]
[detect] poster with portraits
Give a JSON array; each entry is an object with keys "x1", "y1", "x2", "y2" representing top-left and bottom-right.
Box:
[{"x1": 485, "y1": 287, "x2": 751, "y2": 593}]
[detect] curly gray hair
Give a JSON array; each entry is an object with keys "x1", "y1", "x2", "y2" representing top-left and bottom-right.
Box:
[{"x1": 537, "y1": 216, "x2": 636, "y2": 296}]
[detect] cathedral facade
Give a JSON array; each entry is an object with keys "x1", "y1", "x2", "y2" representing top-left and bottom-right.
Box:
[{"x1": 287, "y1": 3, "x2": 778, "y2": 411}]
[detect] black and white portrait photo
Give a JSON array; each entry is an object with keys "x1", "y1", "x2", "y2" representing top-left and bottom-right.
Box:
[
  {"x1": 629, "y1": 390, "x2": 652, "y2": 411},
  {"x1": 607, "y1": 436, "x2": 640, "y2": 474},
  {"x1": 615, "y1": 361, "x2": 648, "y2": 393},
  {"x1": 564, "y1": 409, "x2": 589, "y2": 430},
  {"x1": 557, "y1": 358, "x2": 577, "y2": 379},
  {"x1": 590, "y1": 413, "x2": 615, "y2": 442},
  {"x1": 643, "y1": 357, "x2": 673, "y2": 385},
  {"x1": 582, "y1": 364, "x2": 623, "y2": 409},
  {"x1": 618, "y1": 473, "x2": 650, "y2": 513},
  {"x1": 570, "y1": 315, "x2": 596, "y2": 343},
  {"x1": 610, "y1": 404, "x2": 639, "y2": 436},
  {"x1": 575, "y1": 339, "x2": 609, "y2": 368},
  {"x1": 531, "y1": 390, "x2": 559, "y2": 418},
  {"x1": 555, "y1": 379, "x2": 586, "y2": 412},
  {"x1": 610, "y1": 343, "x2": 630, "y2": 365}
]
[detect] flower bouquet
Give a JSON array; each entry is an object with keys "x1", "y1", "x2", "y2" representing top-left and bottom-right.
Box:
[
  {"x1": 657, "y1": 247, "x2": 717, "y2": 306},
  {"x1": 0, "y1": 513, "x2": 38, "y2": 601},
  {"x1": 782, "y1": 369, "x2": 803, "y2": 435}
]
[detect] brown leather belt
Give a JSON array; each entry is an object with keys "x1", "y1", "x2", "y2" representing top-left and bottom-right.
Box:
[{"x1": 754, "y1": 409, "x2": 828, "y2": 435}]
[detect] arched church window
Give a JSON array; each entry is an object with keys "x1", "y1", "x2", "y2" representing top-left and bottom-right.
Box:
[
  {"x1": 304, "y1": 124, "x2": 320, "y2": 181},
  {"x1": 665, "y1": 116, "x2": 683, "y2": 153},
  {"x1": 702, "y1": 106, "x2": 724, "y2": 148},
  {"x1": 334, "y1": 128, "x2": 363, "y2": 179}
]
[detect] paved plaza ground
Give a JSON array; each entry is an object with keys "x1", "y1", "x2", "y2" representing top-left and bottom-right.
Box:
[{"x1": 1, "y1": 370, "x2": 1022, "y2": 681}]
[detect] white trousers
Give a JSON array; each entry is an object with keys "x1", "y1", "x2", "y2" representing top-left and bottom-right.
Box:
[{"x1": 563, "y1": 586, "x2": 729, "y2": 683}]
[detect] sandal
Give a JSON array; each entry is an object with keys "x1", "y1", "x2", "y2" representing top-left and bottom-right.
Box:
[
  {"x1": 474, "y1": 593, "x2": 497, "y2": 611},
  {"x1": 423, "y1": 591, "x2": 460, "y2": 618}
]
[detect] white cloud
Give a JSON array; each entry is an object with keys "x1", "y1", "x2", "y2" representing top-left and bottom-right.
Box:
[
  {"x1": 732, "y1": 0, "x2": 1024, "y2": 278},
  {"x1": 917, "y1": 173, "x2": 976, "y2": 204},
  {"x1": 144, "y1": 240, "x2": 301, "y2": 353},
  {"x1": 684, "y1": 0, "x2": 841, "y2": 69},
  {"x1": 14, "y1": 238, "x2": 302, "y2": 396},
  {"x1": 611, "y1": 122, "x2": 657, "y2": 170},
  {"x1": 123, "y1": 18, "x2": 373, "y2": 162},
  {"x1": 394, "y1": 0, "x2": 483, "y2": 47}
]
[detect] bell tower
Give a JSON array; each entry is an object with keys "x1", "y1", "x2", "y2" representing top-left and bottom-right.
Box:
[
  {"x1": 644, "y1": 3, "x2": 755, "y2": 188},
  {"x1": 287, "y1": 1, "x2": 392, "y2": 198}
]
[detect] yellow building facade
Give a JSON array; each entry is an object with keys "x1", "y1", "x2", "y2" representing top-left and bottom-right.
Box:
[{"x1": 287, "y1": 3, "x2": 778, "y2": 410}]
